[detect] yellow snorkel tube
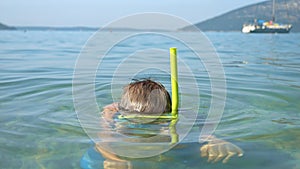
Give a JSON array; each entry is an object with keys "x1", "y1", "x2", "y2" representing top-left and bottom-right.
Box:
[
  {"x1": 169, "y1": 47, "x2": 179, "y2": 144},
  {"x1": 170, "y1": 47, "x2": 179, "y2": 118}
]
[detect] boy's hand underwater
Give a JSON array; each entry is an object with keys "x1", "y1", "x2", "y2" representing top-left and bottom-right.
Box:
[
  {"x1": 102, "y1": 103, "x2": 119, "y2": 122},
  {"x1": 200, "y1": 136, "x2": 243, "y2": 163}
]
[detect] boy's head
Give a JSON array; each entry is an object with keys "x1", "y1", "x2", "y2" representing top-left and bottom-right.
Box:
[{"x1": 119, "y1": 79, "x2": 171, "y2": 116}]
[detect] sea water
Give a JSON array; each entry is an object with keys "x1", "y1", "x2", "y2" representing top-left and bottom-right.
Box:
[{"x1": 0, "y1": 30, "x2": 299, "y2": 169}]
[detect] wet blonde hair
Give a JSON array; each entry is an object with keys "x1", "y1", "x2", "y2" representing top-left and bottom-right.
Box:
[{"x1": 119, "y1": 79, "x2": 171, "y2": 116}]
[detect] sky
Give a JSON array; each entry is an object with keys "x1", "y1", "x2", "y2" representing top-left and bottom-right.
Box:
[{"x1": 0, "y1": 0, "x2": 266, "y2": 27}]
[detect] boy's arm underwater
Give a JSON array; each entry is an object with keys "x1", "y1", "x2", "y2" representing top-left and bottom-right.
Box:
[
  {"x1": 98, "y1": 103, "x2": 133, "y2": 168},
  {"x1": 98, "y1": 103, "x2": 122, "y2": 161}
]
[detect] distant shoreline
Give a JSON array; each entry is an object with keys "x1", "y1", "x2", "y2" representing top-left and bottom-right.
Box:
[
  {"x1": 0, "y1": 23, "x2": 16, "y2": 30},
  {"x1": 3, "y1": 26, "x2": 176, "y2": 32},
  {"x1": 1, "y1": 0, "x2": 299, "y2": 33},
  {"x1": 15, "y1": 26, "x2": 99, "y2": 32},
  {"x1": 2, "y1": 27, "x2": 300, "y2": 33}
]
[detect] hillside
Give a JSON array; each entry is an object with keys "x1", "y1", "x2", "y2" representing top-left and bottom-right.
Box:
[
  {"x1": 181, "y1": 0, "x2": 300, "y2": 32},
  {"x1": 0, "y1": 22, "x2": 16, "y2": 30}
]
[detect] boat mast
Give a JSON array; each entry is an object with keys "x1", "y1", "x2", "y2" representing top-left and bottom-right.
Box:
[{"x1": 272, "y1": 0, "x2": 276, "y2": 22}]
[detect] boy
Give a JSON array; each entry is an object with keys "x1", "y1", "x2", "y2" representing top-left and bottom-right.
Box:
[{"x1": 90, "y1": 79, "x2": 242, "y2": 168}]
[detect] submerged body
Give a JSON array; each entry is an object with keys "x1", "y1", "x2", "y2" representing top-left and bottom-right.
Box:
[{"x1": 88, "y1": 80, "x2": 243, "y2": 168}]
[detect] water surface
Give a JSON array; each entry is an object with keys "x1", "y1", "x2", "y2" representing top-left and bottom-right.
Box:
[{"x1": 0, "y1": 30, "x2": 299, "y2": 168}]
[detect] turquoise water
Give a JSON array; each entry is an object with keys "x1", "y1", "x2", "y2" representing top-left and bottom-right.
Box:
[{"x1": 1, "y1": 30, "x2": 300, "y2": 168}]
